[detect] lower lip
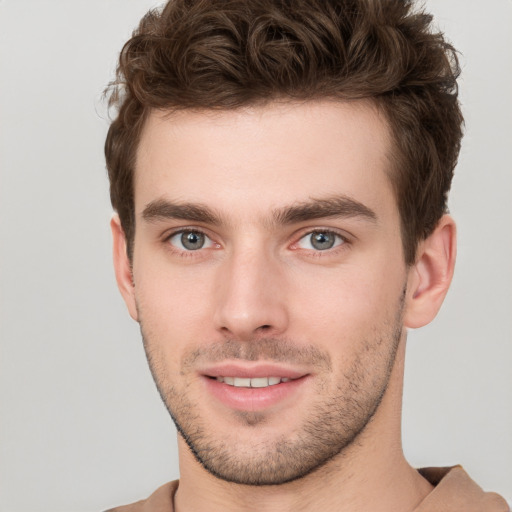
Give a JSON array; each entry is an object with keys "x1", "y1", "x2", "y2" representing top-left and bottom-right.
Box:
[{"x1": 203, "y1": 376, "x2": 308, "y2": 412}]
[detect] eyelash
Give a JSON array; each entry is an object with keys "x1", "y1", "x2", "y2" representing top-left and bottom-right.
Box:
[
  {"x1": 291, "y1": 229, "x2": 350, "y2": 256},
  {"x1": 163, "y1": 228, "x2": 217, "y2": 258},
  {"x1": 162, "y1": 228, "x2": 351, "y2": 257}
]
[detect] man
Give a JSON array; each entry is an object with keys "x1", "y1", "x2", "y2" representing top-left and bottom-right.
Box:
[{"x1": 104, "y1": 0, "x2": 509, "y2": 510}]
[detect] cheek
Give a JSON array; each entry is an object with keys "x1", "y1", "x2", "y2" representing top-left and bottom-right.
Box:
[
  {"x1": 133, "y1": 259, "x2": 217, "y2": 354},
  {"x1": 288, "y1": 261, "x2": 404, "y2": 344}
]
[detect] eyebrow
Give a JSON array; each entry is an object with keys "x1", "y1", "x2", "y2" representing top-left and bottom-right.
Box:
[
  {"x1": 142, "y1": 199, "x2": 222, "y2": 224},
  {"x1": 272, "y1": 196, "x2": 377, "y2": 225},
  {"x1": 141, "y1": 195, "x2": 377, "y2": 226}
]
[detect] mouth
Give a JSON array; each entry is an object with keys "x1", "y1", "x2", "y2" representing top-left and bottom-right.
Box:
[
  {"x1": 201, "y1": 364, "x2": 309, "y2": 412},
  {"x1": 211, "y1": 376, "x2": 293, "y2": 388}
]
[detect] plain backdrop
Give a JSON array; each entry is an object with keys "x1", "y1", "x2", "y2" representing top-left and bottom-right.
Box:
[{"x1": 1, "y1": 1, "x2": 511, "y2": 510}]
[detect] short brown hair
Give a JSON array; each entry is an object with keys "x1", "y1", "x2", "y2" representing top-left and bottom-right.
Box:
[{"x1": 105, "y1": 0, "x2": 463, "y2": 264}]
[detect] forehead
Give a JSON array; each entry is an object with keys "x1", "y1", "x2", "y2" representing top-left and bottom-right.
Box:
[{"x1": 134, "y1": 100, "x2": 395, "y2": 223}]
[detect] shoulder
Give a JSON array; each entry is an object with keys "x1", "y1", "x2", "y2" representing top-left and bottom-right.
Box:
[
  {"x1": 416, "y1": 466, "x2": 509, "y2": 512},
  {"x1": 104, "y1": 480, "x2": 179, "y2": 512}
]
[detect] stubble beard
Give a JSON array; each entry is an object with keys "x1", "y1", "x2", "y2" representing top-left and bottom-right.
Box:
[{"x1": 139, "y1": 290, "x2": 405, "y2": 486}]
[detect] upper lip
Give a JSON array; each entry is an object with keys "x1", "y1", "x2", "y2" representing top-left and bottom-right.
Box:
[{"x1": 200, "y1": 362, "x2": 308, "y2": 379}]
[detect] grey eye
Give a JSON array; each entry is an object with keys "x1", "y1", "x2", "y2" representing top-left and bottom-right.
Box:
[
  {"x1": 310, "y1": 232, "x2": 335, "y2": 250},
  {"x1": 181, "y1": 231, "x2": 205, "y2": 250},
  {"x1": 297, "y1": 231, "x2": 344, "y2": 251},
  {"x1": 168, "y1": 230, "x2": 214, "y2": 251}
]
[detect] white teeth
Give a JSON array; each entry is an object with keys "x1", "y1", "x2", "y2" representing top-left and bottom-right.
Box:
[
  {"x1": 234, "y1": 377, "x2": 251, "y2": 387},
  {"x1": 250, "y1": 377, "x2": 269, "y2": 388},
  {"x1": 216, "y1": 376, "x2": 291, "y2": 388}
]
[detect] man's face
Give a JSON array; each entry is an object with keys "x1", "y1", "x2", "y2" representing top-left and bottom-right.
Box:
[{"x1": 123, "y1": 101, "x2": 414, "y2": 484}]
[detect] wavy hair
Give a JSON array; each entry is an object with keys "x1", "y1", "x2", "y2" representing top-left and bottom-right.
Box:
[{"x1": 105, "y1": 0, "x2": 463, "y2": 264}]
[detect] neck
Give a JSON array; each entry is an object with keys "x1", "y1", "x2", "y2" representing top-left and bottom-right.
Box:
[{"x1": 174, "y1": 339, "x2": 433, "y2": 512}]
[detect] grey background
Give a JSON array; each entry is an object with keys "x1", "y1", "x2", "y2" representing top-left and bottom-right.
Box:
[{"x1": 1, "y1": 0, "x2": 511, "y2": 510}]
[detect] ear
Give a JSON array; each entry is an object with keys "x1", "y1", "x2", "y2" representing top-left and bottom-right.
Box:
[
  {"x1": 111, "y1": 213, "x2": 139, "y2": 322},
  {"x1": 404, "y1": 215, "x2": 457, "y2": 329}
]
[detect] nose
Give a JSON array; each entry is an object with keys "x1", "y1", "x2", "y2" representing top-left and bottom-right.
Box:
[{"x1": 213, "y1": 246, "x2": 289, "y2": 341}]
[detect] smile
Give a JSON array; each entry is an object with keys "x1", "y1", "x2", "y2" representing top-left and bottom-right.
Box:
[
  {"x1": 204, "y1": 370, "x2": 308, "y2": 411},
  {"x1": 215, "y1": 376, "x2": 292, "y2": 388}
]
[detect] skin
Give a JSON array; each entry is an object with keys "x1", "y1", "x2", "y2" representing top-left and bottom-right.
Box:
[{"x1": 112, "y1": 100, "x2": 456, "y2": 512}]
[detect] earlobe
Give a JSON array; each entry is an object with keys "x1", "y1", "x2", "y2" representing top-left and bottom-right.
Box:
[
  {"x1": 404, "y1": 215, "x2": 457, "y2": 329},
  {"x1": 111, "y1": 213, "x2": 139, "y2": 322}
]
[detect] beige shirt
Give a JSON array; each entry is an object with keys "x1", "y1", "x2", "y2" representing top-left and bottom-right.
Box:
[{"x1": 105, "y1": 466, "x2": 509, "y2": 512}]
